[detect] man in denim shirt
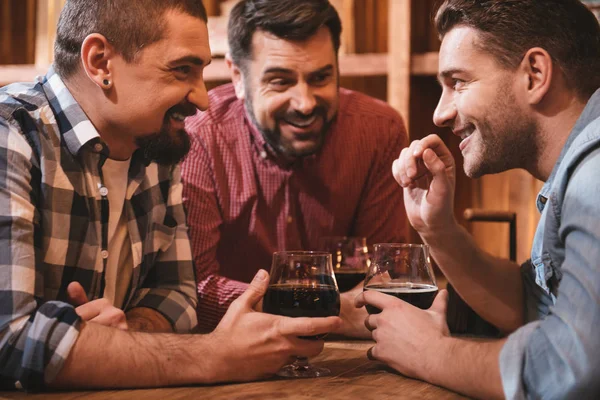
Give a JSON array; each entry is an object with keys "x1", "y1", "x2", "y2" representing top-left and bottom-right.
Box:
[{"x1": 356, "y1": 0, "x2": 600, "y2": 398}]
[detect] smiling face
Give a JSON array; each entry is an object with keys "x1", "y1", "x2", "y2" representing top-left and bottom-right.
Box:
[
  {"x1": 239, "y1": 26, "x2": 339, "y2": 159},
  {"x1": 434, "y1": 26, "x2": 539, "y2": 178},
  {"x1": 107, "y1": 10, "x2": 211, "y2": 164}
]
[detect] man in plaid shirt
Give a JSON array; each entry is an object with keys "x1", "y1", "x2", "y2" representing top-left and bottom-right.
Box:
[{"x1": 0, "y1": 0, "x2": 340, "y2": 391}]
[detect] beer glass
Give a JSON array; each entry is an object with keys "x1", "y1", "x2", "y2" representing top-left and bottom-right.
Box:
[
  {"x1": 364, "y1": 243, "x2": 438, "y2": 314},
  {"x1": 263, "y1": 251, "x2": 340, "y2": 377},
  {"x1": 318, "y1": 236, "x2": 370, "y2": 292}
]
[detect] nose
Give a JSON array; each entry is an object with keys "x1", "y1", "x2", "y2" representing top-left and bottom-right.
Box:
[
  {"x1": 433, "y1": 89, "x2": 456, "y2": 128},
  {"x1": 291, "y1": 83, "x2": 317, "y2": 115},
  {"x1": 187, "y1": 77, "x2": 209, "y2": 112}
]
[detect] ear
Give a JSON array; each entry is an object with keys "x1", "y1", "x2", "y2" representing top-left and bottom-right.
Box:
[
  {"x1": 225, "y1": 53, "x2": 245, "y2": 100},
  {"x1": 520, "y1": 47, "x2": 553, "y2": 105},
  {"x1": 80, "y1": 33, "x2": 115, "y2": 90}
]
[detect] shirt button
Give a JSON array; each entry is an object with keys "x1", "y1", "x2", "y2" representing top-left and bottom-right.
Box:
[
  {"x1": 260, "y1": 150, "x2": 268, "y2": 159},
  {"x1": 101, "y1": 250, "x2": 109, "y2": 259},
  {"x1": 287, "y1": 216, "x2": 293, "y2": 224},
  {"x1": 99, "y1": 186, "x2": 109, "y2": 196},
  {"x1": 94, "y1": 143, "x2": 104, "y2": 152}
]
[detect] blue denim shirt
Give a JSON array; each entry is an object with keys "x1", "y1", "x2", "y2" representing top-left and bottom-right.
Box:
[{"x1": 500, "y1": 88, "x2": 600, "y2": 399}]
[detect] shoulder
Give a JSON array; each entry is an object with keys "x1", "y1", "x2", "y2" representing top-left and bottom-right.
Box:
[
  {"x1": 338, "y1": 88, "x2": 404, "y2": 123},
  {"x1": 554, "y1": 119, "x2": 600, "y2": 209},
  {"x1": 0, "y1": 81, "x2": 46, "y2": 119},
  {"x1": 185, "y1": 83, "x2": 245, "y2": 136},
  {"x1": 334, "y1": 89, "x2": 407, "y2": 148},
  {"x1": 0, "y1": 82, "x2": 49, "y2": 158}
]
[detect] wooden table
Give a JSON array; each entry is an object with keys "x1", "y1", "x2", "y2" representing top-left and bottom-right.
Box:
[{"x1": 0, "y1": 341, "x2": 468, "y2": 399}]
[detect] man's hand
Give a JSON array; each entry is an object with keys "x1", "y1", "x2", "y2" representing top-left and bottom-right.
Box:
[
  {"x1": 392, "y1": 134, "x2": 457, "y2": 235},
  {"x1": 355, "y1": 288, "x2": 450, "y2": 380},
  {"x1": 334, "y1": 282, "x2": 371, "y2": 339},
  {"x1": 208, "y1": 269, "x2": 342, "y2": 382},
  {"x1": 67, "y1": 282, "x2": 128, "y2": 330}
]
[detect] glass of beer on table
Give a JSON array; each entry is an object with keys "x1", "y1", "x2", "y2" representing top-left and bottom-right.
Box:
[
  {"x1": 318, "y1": 236, "x2": 370, "y2": 292},
  {"x1": 263, "y1": 251, "x2": 341, "y2": 378},
  {"x1": 364, "y1": 243, "x2": 438, "y2": 314}
]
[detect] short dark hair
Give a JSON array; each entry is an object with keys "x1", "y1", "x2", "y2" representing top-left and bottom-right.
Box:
[
  {"x1": 435, "y1": 0, "x2": 600, "y2": 99},
  {"x1": 54, "y1": 0, "x2": 208, "y2": 79},
  {"x1": 227, "y1": 0, "x2": 342, "y2": 70}
]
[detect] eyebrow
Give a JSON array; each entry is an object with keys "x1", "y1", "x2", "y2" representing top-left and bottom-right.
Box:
[
  {"x1": 262, "y1": 64, "x2": 335, "y2": 76},
  {"x1": 170, "y1": 55, "x2": 212, "y2": 67},
  {"x1": 437, "y1": 68, "x2": 467, "y2": 84}
]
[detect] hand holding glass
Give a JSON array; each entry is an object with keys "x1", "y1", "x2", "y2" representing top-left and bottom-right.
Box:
[
  {"x1": 263, "y1": 251, "x2": 341, "y2": 377},
  {"x1": 364, "y1": 243, "x2": 438, "y2": 314}
]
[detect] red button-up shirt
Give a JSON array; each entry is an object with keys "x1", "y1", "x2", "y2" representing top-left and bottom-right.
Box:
[{"x1": 182, "y1": 84, "x2": 408, "y2": 331}]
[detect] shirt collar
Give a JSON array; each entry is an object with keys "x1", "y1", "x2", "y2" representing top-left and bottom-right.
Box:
[
  {"x1": 41, "y1": 66, "x2": 107, "y2": 158},
  {"x1": 537, "y1": 88, "x2": 600, "y2": 211}
]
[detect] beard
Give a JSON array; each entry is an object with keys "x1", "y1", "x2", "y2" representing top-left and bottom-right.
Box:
[
  {"x1": 463, "y1": 89, "x2": 539, "y2": 179},
  {"x1": 135, "y1": 104, "x2": 194, "y2": 166},
  {"x1": 244, "y1": 82, "x2": 336, "y2": 159}
]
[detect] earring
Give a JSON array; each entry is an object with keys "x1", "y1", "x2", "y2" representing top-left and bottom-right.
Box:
[{"x1": 103, "y1": 79, "x2": 110, "y2": 87}]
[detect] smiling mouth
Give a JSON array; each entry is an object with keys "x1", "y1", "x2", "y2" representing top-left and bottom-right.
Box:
[
  {"x1": 453, "y1": 125, "x2": 474, "y2": 141},
  {"x1": 283, "y1": 115, "x2": 318, "y2": 129},
  {"x1": 170, "y1": 112, "x2": 186, "y2": 122}
]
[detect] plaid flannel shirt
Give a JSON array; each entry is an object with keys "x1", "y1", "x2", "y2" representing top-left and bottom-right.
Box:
[{"x1": 0, "y1": 68, "x2": 198, "y2": 391}]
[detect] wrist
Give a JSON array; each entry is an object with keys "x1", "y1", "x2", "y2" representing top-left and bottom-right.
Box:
[
  {"x1": 192, "y1": 331, "x2": 231, "y2": 384},
  {"x1": 418, "y1": 219, "x2": 462, "y2": 245},
  {"x1": 420, "y1": 335, "x2": 455, "y2": 384}
]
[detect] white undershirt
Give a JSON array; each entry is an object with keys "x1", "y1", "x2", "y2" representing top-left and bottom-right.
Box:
[{"x1": 102, "y1": 157, "x2": 133, "y2": 308}]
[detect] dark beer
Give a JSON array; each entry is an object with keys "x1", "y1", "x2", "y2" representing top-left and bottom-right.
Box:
[
  {"x1": 334, "y1": 271, "x2": 366, "y2": 292},
  {"x1": 264, "y1": 283, "x2": 340, "y2": 339},
  {"x1": 364, "y1": 283, "x2": 438, "y2": 314}
]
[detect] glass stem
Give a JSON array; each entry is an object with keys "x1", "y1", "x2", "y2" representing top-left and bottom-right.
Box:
[{"x1": 293, "y1": 357, "x2": 310, "y2": 371}]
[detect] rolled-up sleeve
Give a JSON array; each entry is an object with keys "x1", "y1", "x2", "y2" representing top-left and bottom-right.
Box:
[
  {"x1": 499, "y1": 147, "x2": 600, "y2": 399},
  {"x1": 0, "y1": 118, "x2": 81, "y2": 391},
  {"x1": 127, "y1": 164, "x2": 198, "y2": 332}
]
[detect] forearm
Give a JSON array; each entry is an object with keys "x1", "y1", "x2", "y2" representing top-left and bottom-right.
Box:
[
  {"x1": 425, "y1": 336, "x2": 505, "y2": 399},
  {"x1": 423, "y1": 224, "x2": 523, "y2": 332},
  {"x1": 126, "y1": 307, "x2": 173, "y2": 333},
  {"x1": 51, "y1": 322, "x2": 216, "y2": 388}
]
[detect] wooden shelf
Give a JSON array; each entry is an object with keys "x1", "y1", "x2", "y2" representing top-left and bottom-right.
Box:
[{"x1": 0, "y1": 52, "x2": 438, "y2": 87}]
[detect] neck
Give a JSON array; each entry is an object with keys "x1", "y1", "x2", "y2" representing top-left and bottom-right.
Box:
[
  {"x1": 527, "y1": 94, "x2": 588, "y2": 182},
  {"x1": 64, "y1": 75, "x2": 136, "y2": 161}
]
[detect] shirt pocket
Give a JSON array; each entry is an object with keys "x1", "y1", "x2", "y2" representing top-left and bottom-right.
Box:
[{"x1": 149, "y1": 222, "x2": 176, "y2": 254}]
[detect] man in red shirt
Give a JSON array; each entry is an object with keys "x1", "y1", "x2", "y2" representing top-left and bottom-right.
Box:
[{"x1": 182, "y1": 0, "x2": 409, "y2": 335}]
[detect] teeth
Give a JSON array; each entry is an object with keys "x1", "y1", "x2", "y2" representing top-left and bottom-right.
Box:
[
  {"x1": 171, "y1": 112, "x2": 186, "y2": 122},
  {"x1": 285, "y1": 115, "x2": 317, "y2": 128},
  {"x1": 460, "y1": 131, "x2": 473, "y2": 140}
]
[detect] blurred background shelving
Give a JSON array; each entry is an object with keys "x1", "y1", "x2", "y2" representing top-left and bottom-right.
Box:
[{"x1": 3, "y1": 0, "x2": 598, "y2": 264}]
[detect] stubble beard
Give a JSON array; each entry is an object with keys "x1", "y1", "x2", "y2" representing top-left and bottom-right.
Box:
[
  {"x1": 244, "y1": 81, "x2": 336, "y2": 159},
  {"x1": 135, "y1": 122, "x2": 191, "y2": 166},
  {"x1": 464, "y1": 91, "x2": 539, "y2": 179}
]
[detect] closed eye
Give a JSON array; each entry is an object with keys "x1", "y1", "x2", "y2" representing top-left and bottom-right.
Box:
[
  {"x1": 173, "y1": 65, "x2": 192, "y2": 76},
  {"x1": 269, "y1": 78, "x2": 294, "y2": 89},
  {"x1": 452, "y1": 78, "x2": 466, "y2": 90},
  {"x1": 310, "y1": 72, "x2": 333, "y2": 86}
]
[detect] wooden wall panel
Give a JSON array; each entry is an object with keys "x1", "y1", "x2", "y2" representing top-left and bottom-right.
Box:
[
  {"x1": 470, "y1": 170, "x2": 542, "y2": 263},
  {"x1": 0, "y1": 0, "x2": 37, "y2": 65},
  {"x1": 34, "y1": 0, "x2": 64, "y2": 66}
]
